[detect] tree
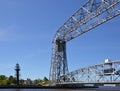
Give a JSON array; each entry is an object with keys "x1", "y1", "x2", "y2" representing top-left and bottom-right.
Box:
[
  {"x1": 0, "y1": 75, "x2": 7, "y2": 85},
  {"x1": 0, "y1": 75, "x2": 7, "y2": 80},
  {"x1": 34, "y1": 78, "x2": 43, "y2": 85},
  {"x1": 7, "y1": 76, "x2": 16, "y2": 85},
  {"x1": 43, "y1": 77, "x2": 48, "y2": 82},
  {"x1": 43, "y1": 77, "x2": 49, "y2": 85}
]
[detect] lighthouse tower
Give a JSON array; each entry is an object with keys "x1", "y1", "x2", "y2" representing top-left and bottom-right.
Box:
[{"x1": 15, "y1": 63, "x2": 20, "y2": 85}]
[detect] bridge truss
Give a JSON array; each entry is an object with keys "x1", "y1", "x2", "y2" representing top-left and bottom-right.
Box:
[
  {"x1": 59, "y1": 60, "x2": 120, "y2": 83},
  {"x1": 50, "y1": 0, "x2": 120, "y2": 84}
]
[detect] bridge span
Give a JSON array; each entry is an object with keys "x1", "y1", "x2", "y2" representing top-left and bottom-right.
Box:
[
  {"x1": 55, "y1": 60, "x2": 120, "y2": 87},
  {"x1": 49, "y1": 0, "x2": 120, "y2": 86}
]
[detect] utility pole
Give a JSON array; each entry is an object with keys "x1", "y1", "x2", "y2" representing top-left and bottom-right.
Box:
[{"x1": 15, "y1": 63, "x2": 20, "y2": 85}]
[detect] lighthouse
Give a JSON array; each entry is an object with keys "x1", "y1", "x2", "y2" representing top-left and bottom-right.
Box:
[{"x1": 15, "y1": 63, "x2": 20, "y2": 85}]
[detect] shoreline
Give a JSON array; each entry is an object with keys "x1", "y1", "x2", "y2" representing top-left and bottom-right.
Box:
[{"x1": 0, "y1": 85, "x2": 98, "y2": 89}]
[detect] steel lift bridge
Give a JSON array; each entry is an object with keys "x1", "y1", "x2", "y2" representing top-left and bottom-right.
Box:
[{"x1": 50, "y1": 0, "x2": 120, "y2": 86}]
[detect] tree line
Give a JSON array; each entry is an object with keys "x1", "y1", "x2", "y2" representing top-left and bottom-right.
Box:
[{"x1": 0, "y1": 75, "x2": 50, "y2": 86}]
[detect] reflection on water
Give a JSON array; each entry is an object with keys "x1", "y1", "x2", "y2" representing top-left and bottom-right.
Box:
[
  {"x1": 0, "y1": 87, "x2": 120, "y2": 91},
  {"x1": 0, "y1": 89, "x2": 71, "y2": 91},
  {"x1": 0, "y1": 89, "x2": 80, "y2": 91},
  {"x1": 16, "y1": 89, "x2": 20, "y2": 91}
]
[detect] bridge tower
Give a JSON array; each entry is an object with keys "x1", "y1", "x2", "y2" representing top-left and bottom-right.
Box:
[{"x1": 50, "y1": 39, "x2": 68, "y2": 83}]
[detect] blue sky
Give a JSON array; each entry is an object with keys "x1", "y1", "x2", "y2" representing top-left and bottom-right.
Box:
[{"x1": 0, "y1": 0, "x2": 120, "y2": 80}]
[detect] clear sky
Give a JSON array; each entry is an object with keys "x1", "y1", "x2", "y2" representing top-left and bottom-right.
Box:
[{"x1": 0, "y1": 0, "x2": 120, "y2": 80}]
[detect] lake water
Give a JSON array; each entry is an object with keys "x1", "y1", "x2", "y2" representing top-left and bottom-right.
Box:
[{"x1": 0, "y1": 87, "x2": 120, "y2": 91}]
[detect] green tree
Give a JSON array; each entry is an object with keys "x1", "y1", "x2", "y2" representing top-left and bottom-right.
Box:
[
  {"x1": 7, "y1": 76, "x2": 16, "y2": 85},
  {"x1": 0, "y1": 75, "x2": 7, "y2": 80},
  {"x1": 43, "y1": 77, "x2": 49, "y2": 86},
  {"x1": 0, "y1": 75, "x2": 7, "y2": 85},
  {"x1": 43, "y1": 77, "x2": 48, "y2": 82},
  {"x1": 34, "y1": 78, "x2": 43, "y2": 85}
]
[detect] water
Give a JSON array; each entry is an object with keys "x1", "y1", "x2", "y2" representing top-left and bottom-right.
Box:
[{"x1": 0, "y1": 87, "x2": 120, "y2": 91}]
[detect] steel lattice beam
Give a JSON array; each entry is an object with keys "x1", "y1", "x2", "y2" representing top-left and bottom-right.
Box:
[
  {"x1": 50, "y1": 0, "x2": 120, "y2": 84},
  {"x1": 58, "y1": 60, "x2": 120, "y2": 83},
  {"x1": 55, "y1": 0, "x2": 120, "y2": 42}
]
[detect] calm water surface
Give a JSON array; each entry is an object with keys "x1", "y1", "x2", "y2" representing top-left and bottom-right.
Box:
[{"x1": 0, "y1": 87, "x2": 120, "y2": 91}]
